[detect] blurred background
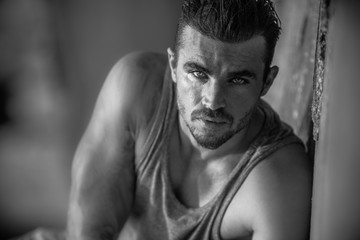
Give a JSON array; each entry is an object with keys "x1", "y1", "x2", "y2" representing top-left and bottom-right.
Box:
[
  {"x1": 0, "y1": 0, "x2": 181, "y2": 237},
  {"x1": 1, "y1": 0, "x2": 360, "y2": 239}
]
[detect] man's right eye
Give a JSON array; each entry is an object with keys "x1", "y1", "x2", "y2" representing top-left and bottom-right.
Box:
[{"x1": 189, "y1": 71, "x2": 207, "y2": 80}]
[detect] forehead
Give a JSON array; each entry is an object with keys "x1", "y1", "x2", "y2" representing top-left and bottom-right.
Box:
[{"x1": 178, "y1": 25, "x2": 266, "y2": 72}]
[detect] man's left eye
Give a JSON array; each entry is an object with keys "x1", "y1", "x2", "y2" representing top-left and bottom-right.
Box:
[
  {"x1": 230, "y1": 78, "x2": 248, "y2": 85},
  {"x1": 191, "y1": 71, "x2": 207, "y2": 79}
]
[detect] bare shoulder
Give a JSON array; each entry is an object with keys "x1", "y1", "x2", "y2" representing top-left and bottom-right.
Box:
[
  {"x1": 103, "y1": 51, "x2": 168, "y2": 132},
  {"x1": 222, "y1": 143, "x2": 312, "y2": 240},
  {"x1": 114, "y1": 51, "x2": 168, "y2": 78},
  {"x1": 67, "y1": 52, "x2": 169, "y2": 239},
  {"x1": 73, "y1": 51, "x2": 169, "y2": 179},
  {"x1": 250, "y1": 143, "x2": 312, "y2": 193},
  {"x1": 249, "y1": 143, "x2": 312, "y2": 239},
  {"x1": 109, "y1": 51, "x2": 168, "y2": 106}
]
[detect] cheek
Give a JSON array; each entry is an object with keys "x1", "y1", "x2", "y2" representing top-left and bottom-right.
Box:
[
  {"x1": 177, "y1": 78, "x2": 202, "y2": 107},
  {"x1": 226, "y1": 91, "x2": 259, "y2": 116}
]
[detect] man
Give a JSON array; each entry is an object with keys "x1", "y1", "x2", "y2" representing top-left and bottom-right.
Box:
[{"x1": 67, "y1": 0, "x2": 312, "y2": 239}]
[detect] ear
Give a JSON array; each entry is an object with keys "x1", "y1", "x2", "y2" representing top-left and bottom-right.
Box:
[
  {"x1": 261, "y1": 66, "x2": 279, "y2": 96},
  {"x1": 167, "y1": 48, "x2": 177, "y2": 83}
]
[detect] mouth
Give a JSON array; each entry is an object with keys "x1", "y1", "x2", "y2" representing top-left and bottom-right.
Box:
[
  {"x1": 201, "y1": 116, "x2": 228, "y2": 124},
  {"x1": 198, "y1": 118, "x2": 228, "y2": 128}
]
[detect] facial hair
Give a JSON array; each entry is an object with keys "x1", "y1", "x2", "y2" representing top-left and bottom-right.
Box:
[{"x1": 177, "y1": 95, "x2": 254, "y2": 150}]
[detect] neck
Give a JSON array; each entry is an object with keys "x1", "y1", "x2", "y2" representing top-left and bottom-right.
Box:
[{"x1": 177, "y1": 107, "x2": 264, "y2": 161}]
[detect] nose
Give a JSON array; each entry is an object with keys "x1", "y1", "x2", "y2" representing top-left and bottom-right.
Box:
[{"x1": 201, "y1": 81, "x2": 226, "y2": 110}]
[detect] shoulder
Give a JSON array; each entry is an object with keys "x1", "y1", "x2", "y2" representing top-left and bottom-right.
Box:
[
  {"x1": 79, "y1": 51, "x2": 169, "y2": 159},
  {"x1": 99, "y1": 51, "x2": 168, "y2": 106},
  {"x1": 250, "y1": 143, "x2": 312, "y2": 239},
  {"x1": 70, "y1": 51, "x2": 169, "y2": 214},
  {"x1": 222, "y1": 143, "x2": 312, "y2": 240},
  {"x1": 250, "y1": 143, "x2": 312, "y2": 193},
  {"x1": 114, "y1": 51, "x2": 167, "y2": 74},
  {"x1": 100, "y1": 51, "x2": 169, "y2": 130},
  {"x1": 107, "y1": 51, "x2": 168, "y2": 102}
]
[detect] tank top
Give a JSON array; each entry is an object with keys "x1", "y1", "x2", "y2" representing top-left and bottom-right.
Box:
[{"x1": 117, "y1": 67, "x2": 303, "y2": 240}]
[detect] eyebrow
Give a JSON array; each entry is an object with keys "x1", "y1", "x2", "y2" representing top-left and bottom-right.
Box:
[
  {"x1": 227, "y1": 70, "x2": 257, "y2": 80},
  {"x1": 183, "y1": 61, "x2": 257, "y2": 80},
  {"x1": 183, "y1": 62, "x2": 211, "y2": 74}
]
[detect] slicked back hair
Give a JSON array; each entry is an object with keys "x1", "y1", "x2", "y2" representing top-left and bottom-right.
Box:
[{"x1": 173, "y1": 0, "x2": 281, "y2": 71}]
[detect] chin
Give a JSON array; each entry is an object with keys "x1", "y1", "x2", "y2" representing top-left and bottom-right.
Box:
[{"x1": 192, "y1": 130, "x2": 234, "y2": 150}]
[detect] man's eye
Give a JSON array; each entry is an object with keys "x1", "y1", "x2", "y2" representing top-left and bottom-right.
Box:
[
  {"x1": 191, "y1": 71, "x2": 207, "y2": 80},
  {"x1": 230, "y1": 78, "x2": 249, "y2": 85}
]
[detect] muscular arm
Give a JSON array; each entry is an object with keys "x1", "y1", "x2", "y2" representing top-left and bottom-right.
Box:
[
  {"x1": 66, "y1": 52, "x2": 167, "y2": 240},
  {"x1": 250, "y1": 144, "x2": 313, "y2": 240},
  {"x1": 222, "y1": 144, "x2": 312, "y2": 240}
]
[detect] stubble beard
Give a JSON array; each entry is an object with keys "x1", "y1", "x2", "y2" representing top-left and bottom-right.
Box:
[{"x1": 177, "y1": 97, "x2": 254, "y2": 150}]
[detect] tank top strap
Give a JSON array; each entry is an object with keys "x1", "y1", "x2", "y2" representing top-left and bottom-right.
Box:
[{"x1": 135, "y1": 66, "x2": 176, "y2": 176}]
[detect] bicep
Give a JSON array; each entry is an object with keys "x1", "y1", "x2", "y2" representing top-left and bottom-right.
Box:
[
  {"x1": 68, "y1": 131, "x2": 135, "y2": 240},
  {"x1": 67, "y1": 57, "x2": 139, "y2": 240},
  {"x1": 250, "y1": 145, "x2": 312, "y2": 240}
]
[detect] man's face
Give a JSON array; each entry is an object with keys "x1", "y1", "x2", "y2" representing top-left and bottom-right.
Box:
[{"x1": 168, "y1": 26, "x2": 277, "y2": 149}]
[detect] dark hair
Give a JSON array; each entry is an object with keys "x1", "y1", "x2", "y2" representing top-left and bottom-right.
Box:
[{"x1": 174, "y1": 0, "x2": 281, "y2": 69}]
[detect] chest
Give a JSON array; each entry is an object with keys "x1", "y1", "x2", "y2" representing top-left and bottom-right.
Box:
[
  {"x1": 168, "y1": 156, "x2": 229, "y2": 208},
  {"x1": 167, "y1": 154, "x2": 253, "y2": 239}
]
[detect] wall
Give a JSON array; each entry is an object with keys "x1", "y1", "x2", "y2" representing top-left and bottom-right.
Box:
[
  {"x1": 310, "y1": 1, "x2": 360, "y2": 239},
  {"x1": 266, "y1": 0, "x2": 319, "y2": 148}
]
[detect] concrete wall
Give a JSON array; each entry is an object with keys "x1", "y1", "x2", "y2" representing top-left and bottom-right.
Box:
[
  {"x1": 267, "y1": 0, "x2": 319, "y2": 147},
  {"x1": 310, "y1": 1, "x2": 360, "y2": 239}
]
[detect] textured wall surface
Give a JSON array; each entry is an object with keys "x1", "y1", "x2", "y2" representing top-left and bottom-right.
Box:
[
  {"x1": 266, "y1": 0, "x2": 319, "y2": 146},
  {"x1": 310, "y1": 1, "x2": 360, "y2": 239}
]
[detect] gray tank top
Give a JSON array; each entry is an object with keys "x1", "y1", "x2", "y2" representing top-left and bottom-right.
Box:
[{"x1": 118, "y1": 67, "x2": 303, "y2": 240}]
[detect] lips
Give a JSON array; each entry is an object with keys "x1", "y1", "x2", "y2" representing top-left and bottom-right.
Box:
[
  {"x1": 196, "y1": 118, "x2": 228, "y2": 130},
  {"x1": 191, "y1": 108, "x2": 233, "y2": 125},
  {"x1": 201, "y1": 116, "x2": 227, "y2": 124}
]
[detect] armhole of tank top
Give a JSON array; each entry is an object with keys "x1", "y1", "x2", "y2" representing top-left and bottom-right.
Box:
[
  {"x1": 212, "y1": 129, "x2": 303, "y2": 240},
  {"x1": 135, "y1": 66, "x2": 174, "y2": 174}
]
